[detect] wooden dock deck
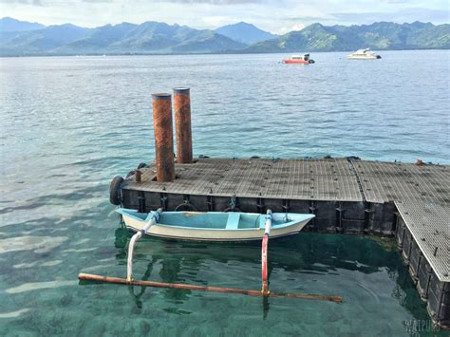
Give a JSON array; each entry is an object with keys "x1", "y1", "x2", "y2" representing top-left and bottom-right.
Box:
[{"x1": 112, "y1": 157, "x2": 449, "y2": 327}]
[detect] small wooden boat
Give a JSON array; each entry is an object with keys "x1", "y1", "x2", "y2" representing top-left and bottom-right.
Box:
[
  {"x1": 80, "y1": 209, "x2": 342, "y2": 303},
  {"x1": 116, "y1": 208, "x2": 315, "y2": 241}
]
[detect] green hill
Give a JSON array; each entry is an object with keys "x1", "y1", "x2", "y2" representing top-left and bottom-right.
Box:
[{"x1": 246, "y1": 21, "x2": 450, "y2": 53}]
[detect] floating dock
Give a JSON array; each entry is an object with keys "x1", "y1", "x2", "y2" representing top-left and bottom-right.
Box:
[
  {"x1": 111, "y1": 157, "x2": 449, "y2": 327},
  {"x1": 110, "y1": 89, "x2": 449, "y2": 327}
]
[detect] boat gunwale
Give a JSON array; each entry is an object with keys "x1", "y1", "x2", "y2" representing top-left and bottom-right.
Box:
[
  {"x1": 122, "y1": 229, "x2": 302, "y2": 241},
  {"x1": 117, "y1": 209, "x2": 314, "y2": 232}
]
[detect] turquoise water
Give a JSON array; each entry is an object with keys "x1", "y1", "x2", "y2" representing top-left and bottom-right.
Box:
[{"x1": 0, "y1": 51, "x2": 449, "y2": 336}]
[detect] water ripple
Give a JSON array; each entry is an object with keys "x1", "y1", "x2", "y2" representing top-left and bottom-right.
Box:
[
  {"x1": 0, "y1": 236, "x2": 68, "y2": 254},
  {"x1": 6, "y1": 280, "x2": 76, "y2": 294}
]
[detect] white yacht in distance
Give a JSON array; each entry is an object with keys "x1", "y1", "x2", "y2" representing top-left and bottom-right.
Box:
[{"x1": 347, "y1": 48, "x2": 381, "y2": 60}]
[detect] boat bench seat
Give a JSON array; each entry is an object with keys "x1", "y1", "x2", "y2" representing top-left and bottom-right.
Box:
[
  {"x1": 225, "y1": 213, "x2": 240, "y2": 230},
  {"x1": 259, "y1": 216, "x2": 266, "y2": 229}
]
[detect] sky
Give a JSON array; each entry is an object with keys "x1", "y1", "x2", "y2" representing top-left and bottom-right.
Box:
[{"x1": 0, "y1": 0, "x2": 449, "y2": 34}]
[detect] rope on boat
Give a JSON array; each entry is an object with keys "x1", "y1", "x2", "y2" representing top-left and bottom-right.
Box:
[
  {"x1": 261, "y1": 210, "x2": 272, "y2": 296},
  {"x1": 126, "y1": 208, "x2": 162, "y2": 282}
]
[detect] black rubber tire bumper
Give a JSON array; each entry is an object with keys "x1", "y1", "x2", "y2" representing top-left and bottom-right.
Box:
[{"x1": 109, "y1": 176, "x2": 124, "y2": 205}]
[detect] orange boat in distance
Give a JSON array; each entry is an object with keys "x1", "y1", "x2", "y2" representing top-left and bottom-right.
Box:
[{"x1": 282, "y1": 54, "x2": 315, "y2": 64}]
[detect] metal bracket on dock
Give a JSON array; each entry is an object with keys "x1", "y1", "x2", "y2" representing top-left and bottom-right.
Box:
[
  {"x1": 309, "y1": 201, "x2": 318, "y2": 214},
  {"x1": 399, "y1": 222, "x2": 407, "y2": 250},
  {"x1": 138, "y1": 192, "x2": 146, "y2": 213},
  {"x1": 256, "y1": 195, "x2": 265, "y2": 214},
  {"x1": 335, "y1": 202, "x2": 344, "y2": 232},
  {"x1": 309, "y1": 201, "x2": 318, "y2": 229},
  {"x1": 363, "y1": 202, "x2": 374, "y2": 233},
  {"x1": 159, "y1": 193, "x2": 168, "y2": 210},
  {"x1": 225, "y1": 195, "x2": 240, "y2": 212},
  {"x1": 391, "y1": 210, "x2": 400, "y2": 235},
  {"x1": 206, "y1": 195, "x2": 215, "y2": 211},
  {"x1": 175, "y1": 195, "x2": 195, "y2": 211},
  {"x1": 282, "y1": 199, "x2": 290, "y2": 212}
]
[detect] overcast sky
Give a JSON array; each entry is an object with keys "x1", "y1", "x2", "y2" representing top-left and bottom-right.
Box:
[{"x1": 1, "y1": 0, "x2": 448, "y2": 33}]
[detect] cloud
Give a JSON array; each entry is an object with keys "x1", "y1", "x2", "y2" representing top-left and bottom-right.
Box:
[
  {"x1": 286, "y1": 16, "x2": 335, "y2": 23},
  {"x1": 0, "y1": 0, "x2": 112, "y2": 4},
  {"x1": 278, "y1": 23, "x2": 305, "y2": 34},
  {"x1": 333, "y1": 8, "x2": 449, "y2": 24},
  {"x1": 1, "y1": 0, "x2": 448, "y2": 34},
  {"x1": 379, "y1": 0, "x2": 409, "y2": 3},
  {"x1": 0, "y1": 0, "x2": 42, "y2": 5},
  {"x1": 154, "y1": 0, "x2": 262, "y2": 4}
]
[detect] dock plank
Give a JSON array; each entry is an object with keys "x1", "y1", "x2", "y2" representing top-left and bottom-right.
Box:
[
  {"x1": 125, "y1": 158, "x2": 363, "y2": 201},
  {"x1": 396, "y1": 201, "x2": 449, "y2": 282}
]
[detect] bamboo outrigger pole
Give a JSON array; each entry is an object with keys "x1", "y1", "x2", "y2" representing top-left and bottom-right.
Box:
[
  {"x1": 78, "y1": 273, "x2": 342, "y2": 303},
  {"x1": 78, "y1": 209, "x2": 343, "y2": 303}
]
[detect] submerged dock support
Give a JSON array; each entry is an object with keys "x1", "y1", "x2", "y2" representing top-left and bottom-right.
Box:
[
  {"x1": 173, "y1": 87, "x2": 193, "y2": 164},
  {"x1": 152, "y1": 93, "x2": 175, "y2": 182}
]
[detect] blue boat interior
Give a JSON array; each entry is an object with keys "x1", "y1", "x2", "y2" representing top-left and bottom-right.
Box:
[{"x1": 123, "y1": 210, "x2": 308, "y2": 230}]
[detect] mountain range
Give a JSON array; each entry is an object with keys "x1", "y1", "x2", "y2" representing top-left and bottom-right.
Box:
[{"x1": 0, "y1": 17, "x2": 448, "y2": 56}]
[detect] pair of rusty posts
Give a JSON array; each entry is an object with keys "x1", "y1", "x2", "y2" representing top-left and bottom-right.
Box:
[{"x1": 152, "y1": 88, "x2": 192, "y2": 182}]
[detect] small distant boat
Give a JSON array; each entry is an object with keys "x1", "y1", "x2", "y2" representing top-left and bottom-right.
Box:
[
  {"x1": 282, "y1": 54, "x2": 315, "y2": 64},
  {"x1": 347, "y1": 48, "x2": 381, "y2": 60},
  {"x1": 116, "y1": 208, "x2": 315, "y2": 241}
]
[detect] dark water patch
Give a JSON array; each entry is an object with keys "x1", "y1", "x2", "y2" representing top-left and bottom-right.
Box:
[
  {"x1": 0, "y1": 202, "x2": 47, "y2": 215},
  {"x1": 34, "y1": 187, "x2": 103, "y2": 203},
  {"x1": 52, "y1": 156, "x2": 131, "y2": 170}
]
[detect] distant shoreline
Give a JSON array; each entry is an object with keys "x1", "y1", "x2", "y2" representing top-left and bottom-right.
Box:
[{"x1": 1, "y1": 48, "x2": 449, "y2": 58}]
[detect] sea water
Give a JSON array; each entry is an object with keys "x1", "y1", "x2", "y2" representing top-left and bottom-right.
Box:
[{"x1": 0, "y1": 50, "x2": 448, "y2": 336}]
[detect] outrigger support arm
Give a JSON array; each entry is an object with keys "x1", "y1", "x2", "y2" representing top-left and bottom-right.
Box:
[
  {"x1": 261, "y1": 209, "x2": 272, "y2": 296},
  {"x1": 126, "y1": 208, "x2": 162, "y2": 282}
]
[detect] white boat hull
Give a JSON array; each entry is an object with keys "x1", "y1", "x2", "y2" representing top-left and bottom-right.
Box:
[
  {"x1": 347, "y1": 49, "x2": 381, "y2": 60},
  {"x1": 119, "y1": 211, "x2": 314, "y2": 241},
  {"x1": 347, "y1": 55, "x2": 378, "y2": 60}
]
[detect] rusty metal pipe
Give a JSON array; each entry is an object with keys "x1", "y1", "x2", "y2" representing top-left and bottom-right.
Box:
[
  {"x1": 173, "y1": 87, "x2": 192, "y2": 163},
  {"x1": 135, "y1": 170, "x2": 142, "y2": 183},
  {"x1": 152, "y1": 93, "x2": 175, "y2": 182}
]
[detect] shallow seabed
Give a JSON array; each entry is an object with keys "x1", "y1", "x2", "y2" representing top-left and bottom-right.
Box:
[{"x1": 1, "y1": 224, "x2": 446, "y2": 337}]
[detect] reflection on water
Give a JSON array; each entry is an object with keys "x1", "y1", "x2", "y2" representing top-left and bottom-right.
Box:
[{"x1": 114, "y1": 226, "x2": 429, "y2": 322}]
